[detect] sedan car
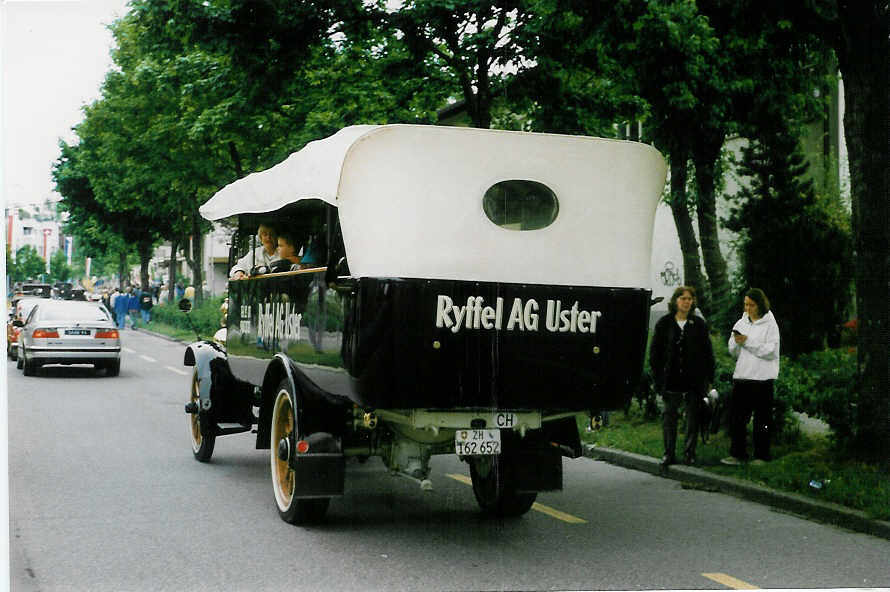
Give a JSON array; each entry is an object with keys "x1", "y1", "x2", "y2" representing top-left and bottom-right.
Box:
[
  {"x1": 16, "y1": 300, "x2": 121, "y2": 376},
  {"x1": 7, "y1": 296, "x2": 46, "y2": 360}
]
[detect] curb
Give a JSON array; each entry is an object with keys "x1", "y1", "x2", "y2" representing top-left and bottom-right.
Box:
[
  {"x1": 130, "y1": 326, "x2": 191, "y2": 345},
  {"x1": 585, "y1": 444, "x2": 890, "y2": 541}
]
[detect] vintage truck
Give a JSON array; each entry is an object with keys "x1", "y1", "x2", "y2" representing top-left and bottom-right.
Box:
[{"x1": 182, "y1": 124, "x2": 667, "y2": 524}]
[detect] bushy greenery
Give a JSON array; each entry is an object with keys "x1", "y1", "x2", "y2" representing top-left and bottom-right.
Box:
[
  {"x1": 151, "y1": 297, "x2": 226, "y2": 337},
  {"x1": 775, "y1": 348, "x2": 858, "y2": 452},
  {"x1": 724, "y1": 129, "x2": 852, "y2": 356},
  {"x1": 302, "y1": 289, "x2": 345, "y2": 333}
]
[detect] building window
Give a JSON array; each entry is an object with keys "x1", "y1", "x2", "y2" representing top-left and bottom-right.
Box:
[{"x1": 22, "y1": 227, "x2": 33, "y2": 236}]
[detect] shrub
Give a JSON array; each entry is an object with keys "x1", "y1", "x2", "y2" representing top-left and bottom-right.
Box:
[
  {"x1": 775, "y1": 348, "x2": 857, "y2": 450},
  {"x1": 152, "y1": 296, "x2": 226, "y2": 337}
]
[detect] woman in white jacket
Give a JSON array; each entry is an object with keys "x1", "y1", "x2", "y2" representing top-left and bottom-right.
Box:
[{"x1": 722, "y1": 288, "x2": 780, "y2": 466}]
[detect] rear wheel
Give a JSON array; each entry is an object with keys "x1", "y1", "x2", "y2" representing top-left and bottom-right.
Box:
[
  {"x1": 105, "y1": 359, "x2": 121, "y2": 377},
  {"x1": 189, "y1": 371, "x2": 215, "y2": 462},
  {"x1": 270, "y1": 380, "x2": 329, "y2": 524},
  {"x1": 22, "y1": 350, "x2": 38, "y2": 376},
  {"x1": 7, "y1": 341, "x2": 17, "y2": 360},
  {"x1": 469, "y1": 454, "x2": 537, "y2": 517},
  {"x1": 16, "y1": 349, "x2": 24, "y2": 369}
]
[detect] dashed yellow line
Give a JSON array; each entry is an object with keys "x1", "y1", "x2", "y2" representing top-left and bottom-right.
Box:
[
  {"x1": 445, "y1": 473, "x2": 587, "y2": 524},
  {"x1": 702, "y1": 573, "x2": 759, "y2": 589}
]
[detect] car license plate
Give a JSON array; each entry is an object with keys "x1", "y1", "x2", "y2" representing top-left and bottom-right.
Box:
[
  {"x1": 454, "y1": 429, "x2": 501, "y2": 456},
  {"x1": 65, "y1": 329, "x2": 90, "y2": 335}
]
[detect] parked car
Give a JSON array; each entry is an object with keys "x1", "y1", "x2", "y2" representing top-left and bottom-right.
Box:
[
  {"x1": 7, "y1": 296, "x2": 47, "y2": 360},
  {"x1": 15, "y1": 299, "x2": 121, "y2": 376},
  {"x1": 182, "y1": 124, "x2": 667, "y2": 524}
]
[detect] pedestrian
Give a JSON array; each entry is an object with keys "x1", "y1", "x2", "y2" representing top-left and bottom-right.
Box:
[
  {"x1": 722, "y1": 288, "x2": 780, "y2": 466},
  {"x1": 113, "y1": 287, "x2": 129, "y2": 329},
  {"x1": 175, "y1": 280, "x2": 184, "y2": 300},
  {"x1": 649, "y1": 286, "x2": 715, "y2": 468},
  {"x1": 140, "y1": 288, "x2": 154, "y2": 325},
  {"x1": 127, "y1": 287, "x2": 140, "y2": 329}
]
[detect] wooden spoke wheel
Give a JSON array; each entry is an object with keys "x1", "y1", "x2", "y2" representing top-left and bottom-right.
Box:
[
  {"x1": 270, "y1": 379, "x2": 329, "y2": 524},
  {"x1": 189, "y1": 371, "x2": 215, "y2": 462}
]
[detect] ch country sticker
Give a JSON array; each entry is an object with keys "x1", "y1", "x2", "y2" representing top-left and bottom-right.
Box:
[{"x1": 435, "y1": 295, "x2": 601, "y2": 334}]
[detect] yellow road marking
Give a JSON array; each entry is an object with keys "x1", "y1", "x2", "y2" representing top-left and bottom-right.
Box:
[
  {"x1": 702, "y1": 573, "x2": 759, "y2": 589},
  {"x1": 445, "y1": 473, "x2": 587, "y2": 524}
]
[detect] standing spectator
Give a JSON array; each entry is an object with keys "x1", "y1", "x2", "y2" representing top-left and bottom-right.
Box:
[
  {"x1": 722, "y1": 288, "x2": 781, "y2": 466},
  {"x1": 113, "y1": 287, "x2": 129, "y2": 329},
  {"x1": 140, "y1": 289, "x2": 154, "y2": 325},
  {"x1": 649, "y1": 286, "x2": 715, "y2": 468},
  {"x1": 175, "y1": 280, "x2": 184, "y2": 300},
  {"x1": 127, "y1": 287, "x2": 140, "y2": 329}
]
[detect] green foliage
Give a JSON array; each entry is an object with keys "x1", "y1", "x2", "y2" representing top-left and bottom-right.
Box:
[
  {"x1": 775, "y1": 348, "x2": 858, "y2": 451},
  {"x1": 725, "y1": 131, "x2": 853, "y2": 356},
  {"x1": 150, "y1": 297, "x2": 226, "y2": 338},
  {"x1": 48, "y1": 250, "x2": 72, "y2": 284},
  {"x1": 9, "y1": 246, "x2": 46, "y2": 283}
]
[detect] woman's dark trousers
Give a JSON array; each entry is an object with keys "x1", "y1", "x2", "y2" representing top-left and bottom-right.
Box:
[
  {"x1": 662, "y1": 390, "x2": 700, "y2": 462},
  {"x1": 729, "y1": 379, "x2": 775, "y2": 461}
]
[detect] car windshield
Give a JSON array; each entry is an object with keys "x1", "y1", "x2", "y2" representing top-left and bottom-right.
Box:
[{"x1": 37, "y1": 303, "x2": 110, "y2": 322}]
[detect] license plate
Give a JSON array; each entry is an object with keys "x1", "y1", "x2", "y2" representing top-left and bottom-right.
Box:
[
  {"x1": 454, "y1": 429, "x2": 501, "y2": 456},
  {"x1": 65, "y1": 329, "x2": 90, "y2": 335}
]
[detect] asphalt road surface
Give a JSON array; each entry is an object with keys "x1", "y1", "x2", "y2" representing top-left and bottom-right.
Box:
[{"x1": 8, "y1": 329, "x2": 890, "y2": 591}]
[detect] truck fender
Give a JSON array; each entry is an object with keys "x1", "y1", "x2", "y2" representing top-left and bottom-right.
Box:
[
  {"x1": 183, "y1": 340, "x2": 226, "y2": 410},
  {"x1": 255, "y1": 354, "x2": 349, "y2": 450}
]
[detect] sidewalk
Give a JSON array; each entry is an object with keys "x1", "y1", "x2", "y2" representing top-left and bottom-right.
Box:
[{"x1": 585, "y1": 444, "x2": 890, "y2": 541}]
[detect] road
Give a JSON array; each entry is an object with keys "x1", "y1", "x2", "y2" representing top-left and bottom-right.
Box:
[{"x1": 8, "y1": 329, "x2": 890, "y2": 591}]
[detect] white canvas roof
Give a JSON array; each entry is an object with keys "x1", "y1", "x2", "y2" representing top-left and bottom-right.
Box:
[{"x1": 201, "y1": 124, "x2": 667, "y2": 288}]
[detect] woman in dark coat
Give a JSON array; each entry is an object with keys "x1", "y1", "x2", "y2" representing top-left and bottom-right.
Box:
[{"x1": 649, "y1": 286, "x2": 715, "y2": 467}]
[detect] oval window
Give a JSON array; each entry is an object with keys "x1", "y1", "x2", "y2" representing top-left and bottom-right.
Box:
[{"x1": 483, "y1": 180, "x2": 559, "y2": 231}]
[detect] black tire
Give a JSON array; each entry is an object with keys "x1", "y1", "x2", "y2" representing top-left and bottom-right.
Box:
[
  {"x1": 16, "y1": 350, "x2": 24, "y2": 370},
  {"x1": 469, "y1": 454, "x2": 537, "y2": 517},
  {"x1": 270, "y1": 379, "x2": 330, "y2": 524},
  {"x1": 105, "y1": 359, "x2": 121, "y2": 377},
  {"x1": 22, "y1": 350, "x2": 38, "y2": 377},
  {"x1": 189, "y1": 371, "x2": 216, "y2": 462},
  {"x1": 8, "y1": 341, "x2": 16, "y2": 360}
]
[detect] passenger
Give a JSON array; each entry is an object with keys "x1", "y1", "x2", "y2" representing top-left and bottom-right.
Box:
[
  {"x1": 230, "y1": 223, "x2": 281, "y2": 279},
  {"x1": 274, "y1": 228, "x2": 304, "y2": 272},
  {"x1": 721, "y1": 288, "x2": 780, "y2": 466},
  {"x1": 649, "y1": 285, "x2": 715, "y2": 469},
  {"x1": 298, "y1": 233, "x2": 326, "y2": 270}
]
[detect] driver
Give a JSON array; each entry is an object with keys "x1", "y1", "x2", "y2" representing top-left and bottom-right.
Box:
[{"x1": 229, "y1": 223, "x2": 282, "y2": 279}]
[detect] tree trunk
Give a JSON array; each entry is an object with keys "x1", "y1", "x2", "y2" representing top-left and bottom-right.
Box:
[
  {"x1": 138, "y1": 240, "x2": 152, "y2": 292},
  {"x1": 190, "y1": 210, "x2": 204, "y2": 307},
  {"x1": 835, "y1": 5, "x2": 889, "y2": 465},
  {"x1": 667, "y1": 151, "x2": 706, "y2": 303},
  {"x1": 167, "y1": 238, "x2": 178, "y2": 304},
  {"x1": 692, "y1": 132, "x2": 730, "y2": 316},
  {"x1": 118, "y1": 250, "x2": 128, "y2": 289}
]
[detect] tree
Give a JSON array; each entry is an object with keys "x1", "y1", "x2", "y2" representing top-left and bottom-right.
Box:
[
  {"x1": 48, "y1": 249, "x2": 73, "y2": 284},
  {"x1": 726, "y1": 124, "x2": 852, "y2": 356},
  {"x1": 769, "y1": 1, "x2": 889, "y2": 464},
  {"x1": 9, "y1": 246, "x2": 46, "y2": 283}
]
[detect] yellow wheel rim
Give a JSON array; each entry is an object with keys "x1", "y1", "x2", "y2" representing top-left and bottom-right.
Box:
[
  {"x1": 271, "y1": 389, "x2": 295, "y2": 510},
  {"x1": 190, "y1": 374, "x2": 203, "y2": 453}
]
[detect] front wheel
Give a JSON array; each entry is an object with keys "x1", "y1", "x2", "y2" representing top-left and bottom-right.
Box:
[
  {"x1": 469, "y1": 454, "x2": 537, "y2": 517},
  {"x1": 270, "y1": 380, "x2": 329, "y2": 524},
  {"x1": 189, "y1": 371, "x2": 215, "y2": 462}
]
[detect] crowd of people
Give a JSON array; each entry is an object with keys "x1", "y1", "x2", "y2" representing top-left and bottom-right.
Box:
[{"x1": 650, "y1": 286, "x2": 780, "y2": 469}]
